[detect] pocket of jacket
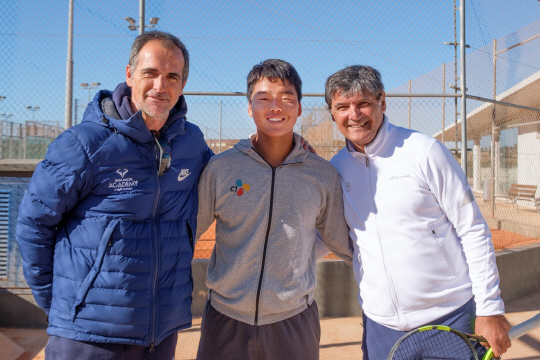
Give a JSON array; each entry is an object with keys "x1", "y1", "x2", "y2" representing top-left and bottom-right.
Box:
[
  {"x1": 430, "y1": 226, "x2": 455, "y2": 275},
  {"x1": 70, "y1": 219, "x2": 120, "y2": 321},
  {"x1": 186, "y1": 220, "x2": 194, "y2": 253}
]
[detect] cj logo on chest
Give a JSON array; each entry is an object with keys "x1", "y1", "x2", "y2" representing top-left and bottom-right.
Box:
[{"x1": 230, "y1": 179, "x2": 250, "y2": 196}]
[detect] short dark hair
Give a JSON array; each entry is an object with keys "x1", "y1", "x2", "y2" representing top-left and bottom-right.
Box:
[
  {"x1": 325, "y1": 65, "x2": 384, "y2": 108},
  {"x1": 246, "y1": 59, "x2": 302, "y2": 102},
  {"x1": 129, "y1": 31, "x2": 190, "y2": 83}
]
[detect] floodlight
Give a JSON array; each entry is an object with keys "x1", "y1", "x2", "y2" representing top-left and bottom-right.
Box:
[
  {"x1": 125, "y1": 17, "x2": 136, "y2": 25},
  {"x1": 149, "y1": 17, "x2": 159, "y2": 25}
]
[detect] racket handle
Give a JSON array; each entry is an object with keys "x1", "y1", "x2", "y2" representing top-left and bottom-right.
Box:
[{"x1": 508, "y1": 313, "x2": 540, "y2": 340}]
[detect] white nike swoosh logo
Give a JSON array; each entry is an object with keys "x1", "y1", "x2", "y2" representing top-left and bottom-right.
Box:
[{"x1": 178, "y1": 172, "x2": 191, "y2": 181}]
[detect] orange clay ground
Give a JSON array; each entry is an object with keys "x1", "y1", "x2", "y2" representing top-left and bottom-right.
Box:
[{"x1": 194, "y1": 222, "x2": 537, "y2": 260}]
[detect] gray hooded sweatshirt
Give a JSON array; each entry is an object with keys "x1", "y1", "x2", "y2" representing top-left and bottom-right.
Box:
[{"x1": 196, "y1": 133, "x2": 353, "y2": 326}]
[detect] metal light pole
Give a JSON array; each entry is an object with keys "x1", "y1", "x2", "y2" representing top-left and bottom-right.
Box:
[
  {"x1": 25, "y1": 106, "x2": 40, "y2": 121},
  {"x1": 459, "y1": 0, "x2": 467, "y2": 176},
  {"x1": 81, "y1": 82, "x2": 101, "y2": 103},
  {"x1": 65, "y1": 0, "x2": 74, "y2": 130},
  {"x1": 74, "y1": 99, "x2": 88, "y2": 125},
  {"x1": 125, "y1": 0, "x2": 159, "y2": 35},
  {"x1": 139, "y1": 0, "x2": 145, "y2": 35},
  {"x1": 125, "y1": 16, "x2": 159, "y2": 32}
]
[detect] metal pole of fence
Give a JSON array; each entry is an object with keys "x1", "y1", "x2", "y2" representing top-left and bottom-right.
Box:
[
  {"x1": 74, "y1": 98, "x2": 78, "y2": 125},
  {"x1": 491, "y1": 39, "x2": 497, "y2": 217},
  {"x1": 0, "y1": 121, "x2": 2, "y2": 159},
  {"x1": 64, "y1": 0, "x2": 74, "y2": 130},
  {"x1": 23, "y1": 122, "x2": 27, "y2": 159},
  {"x1": 139, "y1": 0, "x2": 145, "y2": 35},
  {"x1": 219, "y1": 101, "x2": 222, "y2": 153},
  {"x1": 453, "y1": 0, "x2": 459, "y2": 160},
  {"x1": 408, "y1": 80, "x2": 412, "y2": 129},
  {"x1": 459, "y1": 0, "x2": 467, "y2": 176},
  {"x1": 9, "y1": 122, "x2": 13, "y2": 158},
  {"x1": 18, "y1": 123, "x2": 21, "y2": 159},
  {"x1": 442, "y1": 64, "x2": 446, "y2": 144}
]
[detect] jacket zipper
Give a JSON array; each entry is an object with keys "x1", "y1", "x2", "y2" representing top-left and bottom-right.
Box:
[
  {"x1": 364, "y1": 154, "x2": 407, "y2": 330},
  {"x1": 250, "y1": 147, "x2": 295, "y2": 325},
  {"x1": 149, "y1": 140, "x2": 162, "y2": 352},
  {"x1": 254, "y1": 165, "x2": 277, "y2": 325}
]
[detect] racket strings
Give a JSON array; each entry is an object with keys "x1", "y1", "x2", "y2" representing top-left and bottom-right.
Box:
[{"x1": 389, "y1": 329, "x2": 477, "y2": 360}]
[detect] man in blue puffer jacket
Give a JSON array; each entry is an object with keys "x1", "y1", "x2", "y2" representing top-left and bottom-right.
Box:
[{"x1": 16, "y1": 31, "x2": 212, "y2": 359}]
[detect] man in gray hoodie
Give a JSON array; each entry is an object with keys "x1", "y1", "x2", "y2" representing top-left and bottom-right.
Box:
[{"x1": 195, "y1": 59, "x2": 353, "y2": 360}]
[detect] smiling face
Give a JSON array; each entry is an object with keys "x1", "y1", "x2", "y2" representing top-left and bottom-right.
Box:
[
  {"x1": 248, "y1": 77, "x2": 302, "y2": 140},
  {"x1": 331, "y1": 91, "x2": 386, "y2": 153},
  {"x1": 126, "y1": 40, "x2": 186, "y2": 131}
]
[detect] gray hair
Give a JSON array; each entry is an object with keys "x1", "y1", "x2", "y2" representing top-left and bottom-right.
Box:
[
  {"x1": 128, "y1": 31, "x2": 190, "y2": 82},
  {"x1": 324, "y1": 65, "x2": 384, "y2": 108}
]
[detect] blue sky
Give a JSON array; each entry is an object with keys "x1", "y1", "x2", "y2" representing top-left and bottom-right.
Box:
[{"x1": 0, "y1": 0, "x2": 539, "y2": 141}]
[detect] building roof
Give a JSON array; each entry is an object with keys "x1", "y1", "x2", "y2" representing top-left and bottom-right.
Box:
[{"x1": 433, "y1": 70, "x2": 540, "y2": 141}]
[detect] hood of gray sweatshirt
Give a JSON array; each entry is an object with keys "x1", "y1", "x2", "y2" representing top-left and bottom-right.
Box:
[{"x1": 196, "y1": 133, "x2": 353, "y2": 325}]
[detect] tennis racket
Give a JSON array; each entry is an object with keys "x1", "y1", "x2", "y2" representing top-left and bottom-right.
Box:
[{"x1": 387, "y1": 313, "x2": 540, "y2": 360}]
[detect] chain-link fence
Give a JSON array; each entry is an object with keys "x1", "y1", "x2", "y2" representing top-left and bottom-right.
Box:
[
  {"x1": 463, "y1": 14, "x2": 540, "y2": 250},
  {"x1": 1, "y1": 0, "x2": 540, "y2": 356}
]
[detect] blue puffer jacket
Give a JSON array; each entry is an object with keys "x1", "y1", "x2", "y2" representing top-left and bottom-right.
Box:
[{"x1": 16, "y1": 84, "x2": 212, "y2": 346}]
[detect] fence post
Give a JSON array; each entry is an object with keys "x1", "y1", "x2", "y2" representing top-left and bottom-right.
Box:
[
  {"x1": 23, "y1": 122, "x2": 27, "y2": 159},
  {"x1": 0, "y1": 121, "x2": 3, "y2": 159},
  {"x1": 459, "y1": 0, "x2": 468, "y2": 176},
  {"x1": 408, "y1": 80, "x2": 412, "y2": 129},
  {"x1": 473, "y1": 138, "x2": 481, "y2": 192},
  {"x1": 219, "y1": 101, "x2": 222, "y2": 153},
  {"x1": 491, "y1": 39, "x2": 497, "y2": 216},
  {"x1": 442, "y1": 64, "x2": 446, "y2": 143},
  {"x1": 9, "y1": 122, "x2": 13, "y2": 159}
]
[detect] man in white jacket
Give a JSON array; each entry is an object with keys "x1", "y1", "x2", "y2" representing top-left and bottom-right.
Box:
[{"x1": 324, "y1": 65, "x2": 511, "y2": 359}]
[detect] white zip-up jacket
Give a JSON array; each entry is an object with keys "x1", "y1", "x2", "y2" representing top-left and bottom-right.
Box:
[{"x1": 331, "y1": 116, "x2": 504, "y2": 331}]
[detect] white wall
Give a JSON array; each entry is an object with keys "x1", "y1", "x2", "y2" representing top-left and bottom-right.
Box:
[{"x1": 517, "y1": 131, "x2": 540, "y2": 197}]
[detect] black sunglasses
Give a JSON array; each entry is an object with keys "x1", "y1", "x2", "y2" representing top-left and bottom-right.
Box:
[{"x1": 153, "y1": 132, "x2": 171, "y2": 177}]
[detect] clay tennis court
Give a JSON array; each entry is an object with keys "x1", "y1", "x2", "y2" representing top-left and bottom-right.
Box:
[{"x1": 194, "y1": 221, "x2": 540, "y2": 260}]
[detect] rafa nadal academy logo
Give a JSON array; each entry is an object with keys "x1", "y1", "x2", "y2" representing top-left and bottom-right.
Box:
[
  {"x1": 230, "y1": 179, "x2": 250, "y2": 196},
  {"x1": 109, "y1": 168, "x2": 139, "y2": 192}
]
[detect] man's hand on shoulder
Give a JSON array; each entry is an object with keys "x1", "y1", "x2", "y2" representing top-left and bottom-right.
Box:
[
  {"x1": 298, "y1": 135, "x2": 317, "y2": 153},
  {"x1": 475, "y1": 315, "x2": 511, "y2": 358}
]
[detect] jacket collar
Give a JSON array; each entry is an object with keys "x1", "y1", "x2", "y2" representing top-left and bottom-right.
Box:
[
  {"x1": 346, "y1": 114, "x2": 393, "y2": 157},
  {"x1": 234, "y1": 132, "x2": 310, "y2": 166},
  {"x1": 83, "y1": 83, "x2": 188, "y2": 144}
]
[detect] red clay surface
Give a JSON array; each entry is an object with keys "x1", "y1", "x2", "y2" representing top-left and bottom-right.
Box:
[
  {"x1": 490, "y1": 228, "x2": 539, "y2": 250},
  {"x1": 195, "y1": 222, "x2": 539, "y2": 259}
]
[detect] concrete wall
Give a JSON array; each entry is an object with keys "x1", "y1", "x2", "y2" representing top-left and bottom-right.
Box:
[
  {"x1": 0, "y1": 291, "x2": 47, "y2": 328},
  {"x1": 192, "y1": 243, "x2": 540, "y2": 317},
  {"x1": 497, "y1": 242, "x2": 540, "y2": 303},
  {"x1": 2, "y1": 243, "x2": 540, "y2": 328}
]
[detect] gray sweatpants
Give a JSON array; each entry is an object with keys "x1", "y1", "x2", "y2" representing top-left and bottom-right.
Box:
[{"x1": 196, "y1": 300, "x2": 321, "y2": 360}]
